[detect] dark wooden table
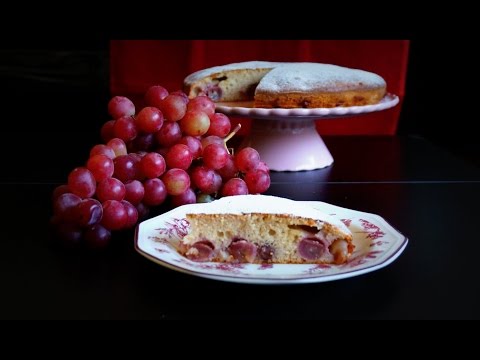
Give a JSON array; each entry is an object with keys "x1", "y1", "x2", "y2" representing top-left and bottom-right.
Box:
[{"x1": 1, "y1": 135, "x2": 480, "y2": 319}]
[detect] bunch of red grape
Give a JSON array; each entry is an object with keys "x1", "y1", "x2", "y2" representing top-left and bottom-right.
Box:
[{"x1": 50, "y1": 85, "x2": 271, "y2": 249}]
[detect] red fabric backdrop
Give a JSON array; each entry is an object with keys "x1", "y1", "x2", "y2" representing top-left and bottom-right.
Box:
[{"x1": 110, "y1": 40, "x2": 409, "y2": 135}]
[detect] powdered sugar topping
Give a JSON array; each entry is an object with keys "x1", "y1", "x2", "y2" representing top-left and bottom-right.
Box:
[{"x1": 256, "y1": 63, "x2": 386, "y2": 93}]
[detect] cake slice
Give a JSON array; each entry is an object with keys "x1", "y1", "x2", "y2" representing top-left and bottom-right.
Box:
[
  {"x1": 183, "y1": 61, "x2": 277, "y2": 102},
  {"x1": 179, "y1": 195, "x2": 354, "y2": 264}
]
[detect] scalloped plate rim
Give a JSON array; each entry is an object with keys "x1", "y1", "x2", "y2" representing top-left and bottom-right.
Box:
[
  {"x1": 214, "y1": 93, "x2": 399, "y2": 120},
  {"x1": 134, "y1": 200, "x2": 408, "y2": 284}
]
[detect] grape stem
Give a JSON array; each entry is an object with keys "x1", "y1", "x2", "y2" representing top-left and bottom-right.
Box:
[{"x1": 224, "y1": 123, "x2": 241, "y2": 143}]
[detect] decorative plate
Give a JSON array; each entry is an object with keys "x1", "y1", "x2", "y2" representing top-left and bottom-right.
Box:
[{"x1": 135, "y1": 200, "x2": 408, "y2": 284}]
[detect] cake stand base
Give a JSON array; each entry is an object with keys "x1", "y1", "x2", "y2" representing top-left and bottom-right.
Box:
[{"x1": 240, "y1": 117, "x2": 333, "y2": 172}]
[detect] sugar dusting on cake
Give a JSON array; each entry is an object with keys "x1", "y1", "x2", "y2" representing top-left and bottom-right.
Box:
[
  {"x1": 184, "y1": 61, "x2": 278, "y2": 84},
  {"x1": 256, "y1": 63, "x2": 386, "y2": 93},
  {"x1": 185, "y1": 195, "x2": 350, "y2": 234}
]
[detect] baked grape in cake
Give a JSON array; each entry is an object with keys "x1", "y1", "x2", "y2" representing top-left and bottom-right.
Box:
[{"x1": 180, "y1": 195, "x2": 354, "y2": 264}]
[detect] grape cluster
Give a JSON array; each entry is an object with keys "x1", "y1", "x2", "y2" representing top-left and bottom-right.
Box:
[{"x1": 50, "y1": 85, "x2": 271, "y2": 249}]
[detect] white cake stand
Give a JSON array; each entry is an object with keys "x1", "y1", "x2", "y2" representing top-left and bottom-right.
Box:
[{"x1": 216, "y1": 94, "x2": 399, "y2": 172}]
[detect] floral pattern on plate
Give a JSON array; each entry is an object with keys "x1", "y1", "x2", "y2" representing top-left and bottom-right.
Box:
[{"x1": 135, "y1": 200, "x2": 408, "y2": 284}]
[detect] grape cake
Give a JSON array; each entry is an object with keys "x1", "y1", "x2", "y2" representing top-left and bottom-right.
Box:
[
  {"x1": 184, "y1": 61, "x2": 386, "y2": 108},
  {"x1": 180, "y1": 195, "x2": 354, "y2": 264}
]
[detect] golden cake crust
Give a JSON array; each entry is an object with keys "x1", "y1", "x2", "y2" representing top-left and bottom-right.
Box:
[{"x1": 254, "y1": 88, "x2": 386, "y2": 108}]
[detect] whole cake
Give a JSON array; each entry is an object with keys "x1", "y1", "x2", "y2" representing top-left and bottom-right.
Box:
[
  {"x1": 183, "y1": 61, "x2": 386, "y2": 108},
  {"x1": 179, "y1": 195, "x2": 354, "y2": 264}
]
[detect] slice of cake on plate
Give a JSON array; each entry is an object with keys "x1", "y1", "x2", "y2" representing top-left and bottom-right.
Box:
[{"x1": 179, "y1": 195, "x2": 354, "y2": 264}]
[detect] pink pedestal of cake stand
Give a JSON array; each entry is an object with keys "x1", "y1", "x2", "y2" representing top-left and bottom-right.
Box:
[{"x1": 216, "y1": 94, "x2": 399, "y2": 172}]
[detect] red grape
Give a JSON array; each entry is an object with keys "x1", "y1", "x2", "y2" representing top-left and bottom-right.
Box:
[
  {"x1": 217, "y1": 155, "x2": 238, "y2": 180},
  {"x1": 145, "y1": 85, "x2": 169, "y2": 108},
  {"x1": 171, "y1": 188, "x2": 196, "y2": 207},
  {"x1": 178, "y1": 136, "x2": 202, "y2": 159},
  {"x1": 90, "y1": 144, "x2": 115, "y2": 160},
  {"x1": 245, "y1": 170, "x2": 270, "y2": 194},
  {"x1": 121, "y1": 200, "x2": 139, "y2": 229},
  {"x1": 201, "y1": 135, "x2": 224, "y2": 150},
  {"x1": 257, "y1": 161, "x2": 270, "y2": 173},
  {"x1": 73, "y1": 198, "x2": 103, "y2": 227},
  {"x1": 135, "y1": 106, "x2": 164, "y2": 133},
  {"x1": 101, "y1": 200, "x2": 128, "y2": 231},
  {"x1": 108, "y1": 96, "x2": 135, "y2": 119},
  {"x1": 180, "y1": 110, "x2": 210, "y2": 136},
  {"x1": 187, "y1": 96, "x2": 215, "y2": 116},
  {"x1": 207, "y1": 113, "x2": 231, "y2": 137},
  {"x1": 124, "y1": 180, "x2": 144, "y2": 205},
  {"x1": 211, "y1": 172, "x2": 223, "y2": 194},
  {"x1": 155, "y1": 121, "x2": 182, "y2": 147},
  {"x1": 159, "y1": 94, "x2": 187, "y2": 122},
  {"x1": 129, "y1": 155, "x2": 143, "y2": 181},
  {"x1": 165, "y1": 144, "x2": 193, "y2": 170},
  {"x1": 68, "y1": 167, "x2": 96, "y2": 198},
  {"x1": 96, "y1": 177, "x2": 126, "y2": 202},
  {"x1": 162, "y1": 168, "x2": 190, "y2": 196},
  {"x1": 235, "y1": 147, "x2": 260, "y2": 172},
  {"x1": 143, "y1": 178, "x2": 167, "y2": 206},
  {"x1": 221, "y1": 178, "x2": 249, "y2": 196},
  {"x1": 113, "y1": 155, "x2": 138, "y2": 183},
  {"x1": 54, "y1": 193, "x2": 82, "y2": 221},
  {"x1": 203, "y1": 143, "x2": 229, "y2": 170},
  {"x1": 129, "y1": 152, "x2": 143, "y2": 162},
  {"x1": 170, "y1": 91, "x2": 189, "y2": 104},
  {"x1": 113, "y1": 116, "x2": 137, "y2": 142},
  {"x1": 191, "y1": 166, "x2": 221, "y2": 194},
  {"x1": 86, "y1": 154, "x2": 114, "y2": 182},
  {"x1": 107, "y1": 138, "x2": 128, "y2": 157},
  {"x1": 84, "y1": 224, "x2": 111, "y2": 250},
  {"x1": 140, "y1": 152, "x2": 166, "y2": 179}
]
